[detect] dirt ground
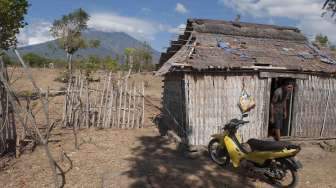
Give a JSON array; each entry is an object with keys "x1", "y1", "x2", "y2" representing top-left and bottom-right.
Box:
[{"x1": 1, "y1": 68, "x2": 336, "y2": 188}]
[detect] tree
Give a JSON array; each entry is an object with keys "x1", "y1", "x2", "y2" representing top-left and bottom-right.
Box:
[
  {"x1": 2, "y1": 53, "x2": 16, "y2": 66},
  {"x1": 330, "y1": 45, "x2": 336, "y2": 51},
  {"x1": 0, "y1": 0, "x2": 28, "y2": 51},
  {"x1": 132, "y1": 42, "x2": 153, "y2": 72},
  {"x1": 123, "y1": 43, "x2": 155, "y2": 73},
  {"x1": 50, "y1": 8, "x2": 89, "y2": 76},
  {"x1": 89, "y1": 39, "x2": 101, "y2": 48},
  {"x1": 123, "y1": 47, "x2": 135, "y2": 71},
  {"x1": 79, "y1": 55, "x2": 100, "y2": 77},
  {"x1": 124, "y1": 47, "x2": 135, "y2": 64},
  {"x1": 47, "y1": 43, "x2": 58, "y2": 55},
  {"x1": 234, "y1": 14, "x2": 241, "y2": 22},
  {"x1": 141, "y1": 42, "x2": 153, "y2": 63},
  {"x1": 315, "y1": 34, "x2": 329, "y2": 46},
  {"x1": 0, "y1": 0, "x2": 28, "y2": 65},
  {"x1": 22, "y1": 52, "x2": 50, "y2": 67},
  {"x1": 103, "y1": 56, "x2": 118, "y2": 72},
  {"x1": 322, "y1": 0, "x2": 336, "y2": 18}
]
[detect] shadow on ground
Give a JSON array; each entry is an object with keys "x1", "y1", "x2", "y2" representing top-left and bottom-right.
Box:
[{"x1": 124, "y1": 134, "x2": 257, "y2": 188}]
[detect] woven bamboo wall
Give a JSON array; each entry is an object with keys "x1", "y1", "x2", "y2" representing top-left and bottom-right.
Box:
[
  {"x1": 292, "y1": 76, "x2": 336, "y2": 138},
  {"x1": 162, "y1": 73, "x2": 186, "y2": 138},
  {"x1": 184, "y1": 73, "x2": 271, "y2": 146},
  {"x1": 163, "y1": 72, "x2": 336, "y2": 146}
]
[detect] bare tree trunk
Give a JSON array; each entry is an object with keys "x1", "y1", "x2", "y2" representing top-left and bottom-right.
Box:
[
  {"x1": 14, "y1": 50, "x2": 50, "y2": 128},
  {"x1": 0, "y1": 54, "x2": 30, "y2": 139},
  {"x1": 68, "y1": 53, "x2": 73, "y2": 82},
  {"x1": 125, "y1": 55, "x2": 133, "y2": 80},
  {"x1": 0, "y1": 54, "x2": 9, "y2": 80},
  {"x1": 12, "y1": 50, "x2": 65, "y2": 187}
]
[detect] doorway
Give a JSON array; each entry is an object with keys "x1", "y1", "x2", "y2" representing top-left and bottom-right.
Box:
[{"x1": 268, "y1": 78, "x2": 295, "y2": 137}]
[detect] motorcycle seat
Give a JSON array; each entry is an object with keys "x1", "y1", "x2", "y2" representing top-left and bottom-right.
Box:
[{"x1": 247, "y1": 139, "x2": 300, "y2": 152}]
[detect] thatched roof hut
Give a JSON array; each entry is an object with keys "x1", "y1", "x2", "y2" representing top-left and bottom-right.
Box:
[{"x1": 157, "y1": 19, "x2": 336, "y2": 146}]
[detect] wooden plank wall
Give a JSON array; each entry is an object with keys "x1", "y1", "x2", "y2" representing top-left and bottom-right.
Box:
[
  {"x1": 162, "y1": 73, "x2": 186, "y2": 139},
  {"x1": 184, "y1": 73, "x2": 271, "y2": 146},
  {"x1": 292, "y1": 76, "x2": 336, "y2": 138}
]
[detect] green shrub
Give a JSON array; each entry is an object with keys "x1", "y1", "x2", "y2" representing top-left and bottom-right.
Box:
[{"x1": 23, "y1": 52, "x2": 50, "y2": 67}]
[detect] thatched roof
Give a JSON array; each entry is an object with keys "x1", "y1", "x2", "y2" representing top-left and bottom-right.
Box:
[
  {"x1": 157, "y1": 19, "x2": 336, "y2": 76},
  {"x1": 192, "y1": 19, "x2": 306, "y2": 41}
]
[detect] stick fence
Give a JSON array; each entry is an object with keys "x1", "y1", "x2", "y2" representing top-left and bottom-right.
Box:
[{"x1": 63, "y1": 73, "x2": 145, "y2": 129}]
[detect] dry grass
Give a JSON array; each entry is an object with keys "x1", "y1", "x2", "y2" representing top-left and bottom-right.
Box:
[
  {"x1": 8, "y1": 67, "x2": 64, "y2": 92},
  {"x1": 1, "y1": 126, "x2": 336, "y2": 188},
  {"x1": 0, "y1": 68, "x2": 336, "y2": 188}
]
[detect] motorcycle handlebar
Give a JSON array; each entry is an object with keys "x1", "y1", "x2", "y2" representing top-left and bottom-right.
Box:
[
  {"x1": 237, "y1": 121, "x2": 250, "y2": 128},
  {"x1": 221, "y1": 120, "x2": 250, "y2": 130}
]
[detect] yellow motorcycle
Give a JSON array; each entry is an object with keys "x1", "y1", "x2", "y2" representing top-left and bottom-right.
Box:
[{"x1": 208, "y1": 114, "x2": 302, "y2": 188}]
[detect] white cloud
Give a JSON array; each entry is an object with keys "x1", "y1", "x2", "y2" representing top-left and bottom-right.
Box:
[
  {"x1": 299, "y1": 17, "x2": 336, "y2": 43},
  {"x1": 167, "y1": 24, "x2": 186, "y2": 34},
  {"x1": 220, "y1": 0, "x2": 322, "y2": 19},
  {"x1": 16, "y1": 12, "x2": 182, "y2": 46},
  {"x1": 88, "y1": 12, "x2": 160, "y2": 41},
  {"x1": 175, "y1": 3, "x2": 188, "y2": 14},
  {"x1": 158, "y1": 23, "x2": 186, "y2": 35},
  {"x1": 219, "y1": 0, "x2": 336, "y2": 43},
  {"x1": 17, "y1": 21, "x2": 53, "y2": 46},
  {"x1": 89, "y1": 12, "x2": 185, "y2": 41}
]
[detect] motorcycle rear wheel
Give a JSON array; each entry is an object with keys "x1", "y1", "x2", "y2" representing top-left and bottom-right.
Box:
[
  {"x1": 266, "y1": 160, "x2": 298, "y2": 188},
  {"x1": 208, "y1": 139, "x2": 230, "y2": 167}
]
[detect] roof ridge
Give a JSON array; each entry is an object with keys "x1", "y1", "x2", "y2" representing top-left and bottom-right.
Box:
[{"x1": 187, "y1": 18, "x2": 300, "y2": 32}]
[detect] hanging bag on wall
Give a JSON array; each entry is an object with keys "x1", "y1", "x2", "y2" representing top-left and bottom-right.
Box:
[{"x1": 238, "y1": 79, "x2": 255, "y2": 113}]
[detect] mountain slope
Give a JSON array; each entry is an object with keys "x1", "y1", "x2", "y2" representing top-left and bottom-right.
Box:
[{"x1": 14, "y1": 30, "x2": 160, "y2": 63}]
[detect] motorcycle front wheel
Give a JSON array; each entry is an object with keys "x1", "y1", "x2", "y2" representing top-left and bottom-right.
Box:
[
  {"x1": 266, "y1": 160, "x2": 298, "y2": 188},
  {"x1": 208, "y1": 139, "x2": 230, "y2": 167}
]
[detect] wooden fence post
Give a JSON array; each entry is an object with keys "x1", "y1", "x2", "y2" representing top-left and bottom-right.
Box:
[{"x1": 142, "y1": 81, "x2": 145, "y2": 128}]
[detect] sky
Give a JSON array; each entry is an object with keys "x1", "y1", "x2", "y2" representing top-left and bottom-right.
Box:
[{"x1": 18, "y1": 0, "x2": 336, "y2": 52}]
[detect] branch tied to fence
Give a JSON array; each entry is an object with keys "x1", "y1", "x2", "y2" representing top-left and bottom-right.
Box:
[{"x1": 63, "y1": 73, "x2": 145, "y2": 129}]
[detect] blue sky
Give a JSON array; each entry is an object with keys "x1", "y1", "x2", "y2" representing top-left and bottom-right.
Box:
[{"x1": 18, "y1": 0, "x2": 336, "y2": 52}]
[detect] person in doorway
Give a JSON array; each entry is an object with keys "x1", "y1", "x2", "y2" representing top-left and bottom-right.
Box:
[{"x1": 270, "y1": 79, "x2": 294, "y2": 141}]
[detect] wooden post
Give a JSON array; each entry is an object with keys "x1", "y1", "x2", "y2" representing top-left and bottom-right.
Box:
[
  {"x1": 117, "y1": 80, "x2": 123, "y2": 128},
  {"x1": 98, "y1": 76, "x2": 107, "y2": 128},
  {"x1": 106, "y1": 85, "x2": 114, "y2": 128},
  {"x1": 131, "y1": 85, "x2": 136, "y2": 128},
  {"x1": 112, "y1": 85, "x2": 117, "y2": 128},
  {"x1": 45, "y1": 86, "x2": 49, "y2": 130},
  {"x1": 127, "y1": 84, "x2": 132, "y2": 128},
  {"x1": 91, "y1": 82, "x2": 99, "y2": 128},
  {"x1": 63, "y1": 80, "x2": 71, "y2": 127},
  {"x1": 287, "y1": 89, "x2": 294, "y2": 136},
  {"x1": 68, "y1": 76, "x2": 77, "y2": 127},
  {"x1": 102, "y1": 73, "x2": 112, "y2": 128},
  {"x1": 122, "y1": 81, "x2": 128, "y2": 128},
  {"x1": 136, "y1": 87, "x2": 141, "y2": 128},
  {"x1": 141, "y1": 81, "x2": 145, "y2": 128},
  {"x1": 85, "y1": 79, "x2": 90, "y2": 128}
]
